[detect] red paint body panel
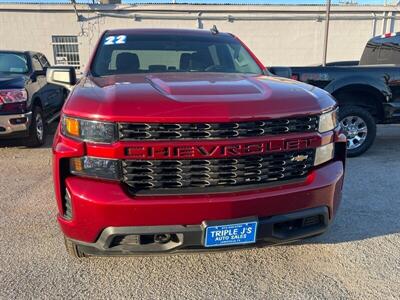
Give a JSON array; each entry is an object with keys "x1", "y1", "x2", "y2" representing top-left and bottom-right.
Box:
[
  {"x1": 65, "y1": 73, "x2": 335, "y2": 123},
  {"x1": 53, "y1": 29, "x2": 345, "y2": 247}
]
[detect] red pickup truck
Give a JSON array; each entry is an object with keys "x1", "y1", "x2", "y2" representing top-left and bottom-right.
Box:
[{"x1": 47, "y1": 28, "x2": 346, "y2": 257}]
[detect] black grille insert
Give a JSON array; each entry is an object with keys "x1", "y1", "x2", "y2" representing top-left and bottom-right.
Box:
[
  {"x1": 119, "y1": 116, "x2": 318, "y2": 141},
  {"x1": 123, "y1": 149, "x2": 315, "y2": 193}
]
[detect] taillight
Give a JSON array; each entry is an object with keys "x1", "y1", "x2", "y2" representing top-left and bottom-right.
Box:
[{"x1": 291, "y1": 74, "x2": 299, "y2": 81}]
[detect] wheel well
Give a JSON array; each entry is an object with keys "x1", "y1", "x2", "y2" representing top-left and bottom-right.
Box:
[
  {"x1": 332, "y1": 85, "x2": 385, "y2": 122},
  {"x1": 32, "y1": 97, "x2": 43, "y2": 109}
]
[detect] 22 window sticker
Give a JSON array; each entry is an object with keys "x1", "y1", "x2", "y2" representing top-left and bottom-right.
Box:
[{"x1": 104, "y1": 35, "x2": 127, "y2": 45}]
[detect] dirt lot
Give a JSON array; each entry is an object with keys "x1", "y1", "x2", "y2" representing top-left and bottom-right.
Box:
[{"x1": 0, "y1": 125, "x2": 399, "y2": 299}]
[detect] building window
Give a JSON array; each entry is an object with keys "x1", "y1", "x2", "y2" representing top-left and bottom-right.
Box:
[{"x1": 51, "y1": 36, "x2": 80, "y2": 69}]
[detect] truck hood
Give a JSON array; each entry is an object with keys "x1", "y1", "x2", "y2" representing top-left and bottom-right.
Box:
[
  {"x1": 64, "y1": 73, "x2": 336, "y2": 122},
  {"x1": 0, "y1": 74, "x2": 27, "y2": 89}
]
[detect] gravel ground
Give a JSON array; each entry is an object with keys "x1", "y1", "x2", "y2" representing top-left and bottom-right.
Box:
[{"x1": 0, "y1": 125, "x2": 399, "y2": 300}]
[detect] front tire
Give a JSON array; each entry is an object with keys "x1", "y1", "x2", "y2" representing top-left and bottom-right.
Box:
[
  {"x1": 339, "y1": 106, "x2": 376, "y2": 157},
  {"x1": 26, "y1": 106, "x2": 46, "y2": 147}
]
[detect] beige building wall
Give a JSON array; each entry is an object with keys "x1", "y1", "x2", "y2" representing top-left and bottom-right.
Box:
[{"x1": 0, "y1": 3, "x2": 399, "y2": 70}]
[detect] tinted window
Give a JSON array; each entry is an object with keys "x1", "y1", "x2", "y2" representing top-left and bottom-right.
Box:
[
  {"x1": 377, "y1": 44, "x2": 393, "y2": 64},
  {"x1": 91, "y1": 34, "x2": 262, "y2": 76},
  {"x1": 32, "y1": 56, "x2": 43, "y2": 71},
  {"x1": 360, "y1": 42, "x2": 379, "y2": 65},
  {"x1": 390, "y1": 44, "x2": 400, "y2": 64},
  {"x1": 360, "y1": 37, "x2": 400, "y2": 65},
  {"x1": 39, "y1": 54, "x2": 50, "y2": 67},
  {"x1": 0, "y1": 53, "x2": 29, "y2": 74}
]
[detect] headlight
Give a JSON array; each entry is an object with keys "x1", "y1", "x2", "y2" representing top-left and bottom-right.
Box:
[
  {"x1": 318, "y1": 108, "x2": 338, "y2": 133},
  {"x1": 70, "y1": 156, "x2": 121, "y2": 180},
  {"x1": 314, "y1": 143, "x2": 335, "y2": 166},
  {"x1": 0, "y1": 89, "x2": 28, "y2": 104},
  {"x1": 61, "y1": 116, "x2": 117, "y2": 143}
]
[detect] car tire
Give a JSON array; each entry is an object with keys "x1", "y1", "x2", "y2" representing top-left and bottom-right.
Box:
[
  {"x1": 26, "y1": 106, "x2": 46, "y2": 148},
  {"x1": 339, "y1": 106, "x2": 376, "y2": 157},
  {"x1": 64, "y1": 237, "x2": 87, "y2": 258}
]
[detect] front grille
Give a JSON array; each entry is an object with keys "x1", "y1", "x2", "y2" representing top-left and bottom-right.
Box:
[
  {"x1": 123, "y1": 149, "x2": 315, "y2": 193},
  {"x1": 118, "y1": 116, "x2": 318, "y2": 141}
]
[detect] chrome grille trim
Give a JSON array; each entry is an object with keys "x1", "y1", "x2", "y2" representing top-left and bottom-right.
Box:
[{"x1": 118, "y1": 116, "x2": 319, "y2": 141}]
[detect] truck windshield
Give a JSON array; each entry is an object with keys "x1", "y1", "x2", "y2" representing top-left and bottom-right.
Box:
[
  {"x1": 0, "y1": 53, "x2": 29, "y2": 74},
  {"x1": 91, "y1": 33, "x2": 263, "y2": 76}
]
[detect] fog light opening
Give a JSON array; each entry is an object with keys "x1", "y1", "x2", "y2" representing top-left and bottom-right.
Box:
[
  {"x1": 10, "y1": 117, "x2": 28, "y2": 125},
  {"x1": 63, "y1": 188, "x2": 73, "y2": 220},
  {"x1": 154, "y1": 234, "x2": 172, "y2": 244}
]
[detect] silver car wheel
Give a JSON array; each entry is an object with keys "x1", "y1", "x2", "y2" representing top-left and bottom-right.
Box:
[
  {"x1": 35, "y1": 113, "x2": 44, "y2": 142},
  {"x1": 340, "y1": 115, "x2": 368, "y2": 150}
]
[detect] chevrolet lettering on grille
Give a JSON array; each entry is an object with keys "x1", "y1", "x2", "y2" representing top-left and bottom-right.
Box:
[{"x1": 125, "y1": 137, "x2": 320, "y2": 159}]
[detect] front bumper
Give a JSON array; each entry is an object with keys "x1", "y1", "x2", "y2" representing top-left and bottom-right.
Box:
[
  {"x1": 59, "y1": 159, "x2": 344, "y2": 248},
  {"x1": 0, "y1": 112, "x2": 32, "y2": 137},
  {"x1": 71, "y1": 206, "x2": 330, "y2": 255},
  {"x1": 384, "y1": 100, "x2": 400, "y2": 123}
]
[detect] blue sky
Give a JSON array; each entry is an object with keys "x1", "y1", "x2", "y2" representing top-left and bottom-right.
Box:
[{"x1": 0, "y1": 0, "x2": 389, "y2": 4}]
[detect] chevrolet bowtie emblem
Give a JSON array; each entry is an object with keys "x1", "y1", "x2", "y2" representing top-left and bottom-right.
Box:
[{"x1": 291, "y1": 155, "x2": 309, "y2": 162}]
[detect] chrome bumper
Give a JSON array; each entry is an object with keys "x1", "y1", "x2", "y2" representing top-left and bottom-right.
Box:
[{"x1": 0, "y1": 112, "x2": 32, "y2": 135}]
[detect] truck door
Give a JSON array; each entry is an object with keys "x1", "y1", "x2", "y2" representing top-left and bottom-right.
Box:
[
  {"x1": 386, "y1": 37, "x2": 400, "y2": 101},
  {"x1": 33, "y1": 54, "x2": 63, "y2": 118},
  {"x1": 39, "y1": 54, "x2": 65, "y2": 112},
  {"x1": 30, "y1": 55, "x2": 47, "y2": 113}
]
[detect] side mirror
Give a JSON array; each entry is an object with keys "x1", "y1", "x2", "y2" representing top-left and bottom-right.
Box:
[
  {"x1": 46, "y1": 67, "x2": 76, "y2": 91},
  {"x1": 268, "y1": 67, "x2": 292, "y2": 79}
]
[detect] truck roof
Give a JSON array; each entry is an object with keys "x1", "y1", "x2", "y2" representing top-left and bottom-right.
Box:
[
  {"x1": 0, "y1": 50, "x2": 27, "y2": 54},
  {"x1": 104, "y1": 28, "x2": 232, "y2": 38},
  {"x1": 369, "y1": 32, "x2": 400, "y2": 44},
  {"x1": 0, "y1": 50, "x2": 40, "y2": 56}
]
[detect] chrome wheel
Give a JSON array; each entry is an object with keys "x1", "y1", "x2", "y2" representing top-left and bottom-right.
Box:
[
  {"x1": 340, "y1": 115, "x2": 368, "y2": 150},
  {"x1": 35, "y1": 113, "x2": 44, "y2": 142}
]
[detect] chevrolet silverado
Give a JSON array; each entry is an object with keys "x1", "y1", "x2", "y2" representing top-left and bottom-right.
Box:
[{"x1": 47, "y1": 28, "x2": 346, "y2": 257}]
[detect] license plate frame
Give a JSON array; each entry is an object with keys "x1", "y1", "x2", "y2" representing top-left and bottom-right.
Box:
[{"x1": 204, "y1": 220, "x2": 258, "y2": 248}]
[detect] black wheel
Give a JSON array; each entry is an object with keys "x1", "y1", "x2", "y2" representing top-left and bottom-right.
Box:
[
  {"x1": 339, "y1": 106, "x2": 376, "y2": 157},
  {"x1": 26, "y1": 106, "x2": 46, "y2": 147},
  {"x1": 64, "y1": 237, "x2": 87, "y2": 258}
]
